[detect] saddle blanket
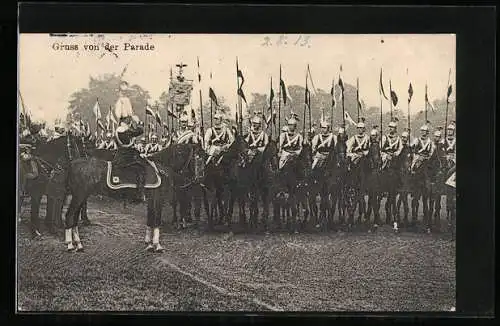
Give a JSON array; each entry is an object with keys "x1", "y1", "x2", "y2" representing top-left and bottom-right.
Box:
[
  {"x1": 106, "y1": 160, "x2": 161, "y2": 190},
  {"x1": 347, "y1": 152, "x2": 363, "y2": 166},
  {"x1": 312, "y1": 152, "x2": 328, "y2": 170},
  {"x1": 381, "y1": 152, "x2": 393, "y2": 170},
  {"x1": 279, "y1": 151, "x2": 296, "y2": 170},
  {"x1": 445, "y1": 171, "x2": 456, "y2": 188}
]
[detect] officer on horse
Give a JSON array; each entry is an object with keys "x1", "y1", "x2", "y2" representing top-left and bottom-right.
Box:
[
  {"x1": 145, "y1": 134, "x2": 162, "y2": 156},
  {"x1": 244, "y1": 111, "x2": 269, "y2": 162},
  {"x1": 410, "y1": 122, "x2": 435, "y2": 172},
  {"x1": 278, "y1": 113, "x2": 303, "y2": 170},
  {"x1": 381, "y1": 118, "x2": 404, "y2": 170},
  {"x1": 176, "y1": 112, "x2": 199, "y2": 145},
  {"x1": 311, "y1": 118, "x2": 334, "y2": 170},
  {"x1": 97, "y1": 131, "x2": 118, "y2": 150},
  {"x1": 113, "y1": 80, "x2": 147, "y2": 200},
  {"x1": 443, "y1": 121, "x2": 456, "y2": 167},
  {"x1": 346, "y1": 119, "x2": 370, "y2": 170},
  {"x1": 204, "y1": 111, "x2": 235, "y2": 166}
]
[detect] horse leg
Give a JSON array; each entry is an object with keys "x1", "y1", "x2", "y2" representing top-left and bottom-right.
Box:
[
  {"x1": 64, "y1": 194, "x2": 86, "y2": 252},
  {"x1": 261, "y1": 188, "x2": 270, "y2": 231},
  {"x1": 30, "y1": 193, "x2": 42, "y2": 237},
  {"x1": 290, "y1": 195, "x2": 299, "y2": 234},
  {"x1": 411, "y1": 192, "x2": 419, "y2": 226},
  {"x1": 357, "y1": 192, "x2": 366, "y2": 225},
  {"x1": 192, "y1": 185, "x2": 202, "y2": 225},
  {"x1": 44, "y1": 196, "x2": 55, "y2": 234},
  {"x1": 422, "y1": 193, "x2": 430, "y2": 232},
  {"x1": 80, "y1": 199, "x2": 90, "y2": 225},
  {"x1": 148, "y1": 189, "x2": 164, "y2": 253}
]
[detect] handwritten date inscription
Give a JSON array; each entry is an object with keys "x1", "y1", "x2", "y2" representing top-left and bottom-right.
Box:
[{"x1": 261, "y1": 35, "x2": 311, "y2": 47}]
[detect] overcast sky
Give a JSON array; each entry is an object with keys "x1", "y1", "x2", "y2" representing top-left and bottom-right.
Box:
[{"x1": 19, "y1": 33, "x2": 455, "y2": 126}]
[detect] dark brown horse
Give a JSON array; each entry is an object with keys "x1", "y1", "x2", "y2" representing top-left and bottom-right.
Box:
[
  {"x1": 272, "y1": 143, "x2": 312, "y2": 233},
  {"x1": 149, "y1": 142, "x2": 206, "y2": 229},
  {"x1": 410, "y1": 151, "x2": 439, "y2": 232},
  {"x1": 231, "y1": 138, "x2": 278, "y2": 231},
  {"x1": 396, "y1": 144, "x2": 413, "y2": 226},
  {"x1": 203, "y1": 135, "x2": 247, "y2": 230},
  {"x1": 58, "y1": 124, "x2": 170, "y2": 252},
  {"x1": 21, "y1": 135, "x2": 84, "y2": 236},
  {"x1": 363, "y1": 140, "x2": 382, "y2": 229}
]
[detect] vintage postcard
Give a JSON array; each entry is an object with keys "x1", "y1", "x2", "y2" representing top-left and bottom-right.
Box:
[{"x1": 17, "y1": 33, "x2": 456, "y2": 311}]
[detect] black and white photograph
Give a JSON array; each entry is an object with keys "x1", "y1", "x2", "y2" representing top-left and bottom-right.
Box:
[{"x1": 17, "y1": 33, "x2": 457, "y2": 312}]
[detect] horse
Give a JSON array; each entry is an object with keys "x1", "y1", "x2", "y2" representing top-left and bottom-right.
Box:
[
  {"x1": 329, "y1": 135, "x2": 348, "y2": 226},
  {"x1": 409, "y1": 150, "x2": 439, "y2": 233},
  {"x1": 344, "y1": 148, "x2": 369, "y2": 228},
  {"x1": 21, "y1": 134, "x2": 83, "y2": 236},
  {"x1": 57, "y1": 124, "x2": 169, "y2": 252},
  {"x1": 428, "y1": 142, "x2": 448, "y2": 231},
  {"x1": 363, "y1": 140, "x2": 383, "y2": 230},
  {"x1": 378, "y1": 144, "x2": 404, "y2": 230},
  {"x1": 231, "y1": 137, "x2": 278, "y2": 231},
  {"x1": 149, "y1": 142, "x2": 206, "y2": 229},
  {"x1": 272, "y1": 142, "x2": 312, "y2": 233},
  {"x1": 308, "y1": 142, "x2": 338, "y2": 231},
  {"x1": 203, "y1": 135, "x2": 247, "y2": 230},
  {"x1": 395, "y1": 144, "x2": 413, "y2": 226}
]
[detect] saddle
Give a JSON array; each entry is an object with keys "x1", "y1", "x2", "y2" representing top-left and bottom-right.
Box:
[
  {"x1": 312, "y1": 152, "x2": 328, "y2": 170},
  {"x1": 381, "y1": 152, "x2": 394, "y2": 170},
  {"x1": 279, "y1": 151, "x2": 297, "y2": 170},
  {"x1": 206, "y1": 145, "x2": 225, "y2": 166},
  {"x1": 20, "y1": 155, "x2": 39, "y2": 180},
  {"x1": 106, "y1": 149, "x2": 161, "y2": 190}
]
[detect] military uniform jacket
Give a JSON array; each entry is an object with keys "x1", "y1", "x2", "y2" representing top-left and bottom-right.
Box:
[
  {"x1": 145, "y1": 143, "x2": 163, "y2": 154},
  {"x1": 443, "y1": 137, "x2": 456, "y2": 155},
  {"x1": 176, "y1": 128, "x2": 198, "y2": 145},
  {"x1": 311, "y1": 133, "x2": 335, "y2": 155},
  {"x1": 135, "y1": 143, "x2": 146, "y2": 154},
  {"x1": 279, "y1": 131, "x2": 303, "y2": 154},
  {"x1": 381, "y1": 134, "x2": 403, "y2": 156},
  {"x1": 411, "y1": 136, "x2": 434, "y2": 158},
  {"x1": 204, "y1": 126, "x2": 234, "y2": 149},
  {"x1": 115, "y1": 124, "x2": 143, "y2": 148},
  {"x1": 346, "y1": 134, "x2": 370, "y2": 155},
  {"x1": 245, "y1": 130, "x2": 269, "y2": 151}
]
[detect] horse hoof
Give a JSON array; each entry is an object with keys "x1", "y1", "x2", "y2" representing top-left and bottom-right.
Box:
[
  {"x1": 81, "y1": 220, "x2": 91, "y2": 226},
  {"x1": 32, "y1": 230, "x2": 42, "y2": 238},
  {"x1": 146, "y1": 244, "x2": 154, "y2": 252},
  {"x1": 154, "y1": 244, "x2": 165, "y2": 253},
  {"x1": 76, "y1": 246, "x2": 84, "y2": 252},
  {"x1": 426, "y1": 228, "x2": 431, "y2": 234}
]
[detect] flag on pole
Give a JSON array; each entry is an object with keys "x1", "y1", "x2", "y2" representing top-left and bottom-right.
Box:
[
  {"x1": 390, "y1": 81, "x2": 398, "y2": 106},
  {"x1": 306, "y1": 65, "x2": 318, "y2": 96},
  {"x1": 236, "y1": 61, "x2": 247, "y2": 104},
  {"x1": 344, "y1": 111, "x2": 357, "y2": 126},
  {"x1": 146, "y1": 106, "x2": 155, "y2": 117},
  {"x1": 197, "y1": 57, "x2": 201, "y2": 83},
  {"x1": 154, "y1": 110, "x2": 162, "y2": 125},
  {"x1": 279, "y1": 67, "x2": 293, "y2": 105},
  {"x1": 408, "y1": 83, "x2": 414, "y2": 103},
  {"x1": 330, "y1": 79, "x2": 336, "y2": 108},
  {"x1": 92, "y1": 100, "x2": 102, "y2": 120},
  {"x1": 425, "y1": 84, "x2": 435, "y2": 112},
  {"x1": 447, "y1": 84, "x2": 453, "y2": 101},
  {"x1": 209, "y1": 87, "x2": 219, "y2": 106},
  {"x1": 269, "y1": 79, "x2": 275, "y2": 111},
  {"x1": 379, "y1": 68, "x2": 388, "y2": 100}
]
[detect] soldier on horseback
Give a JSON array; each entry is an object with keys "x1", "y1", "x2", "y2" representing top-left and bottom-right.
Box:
[
  {"x1": 278, "y1": 114, "x2": 303, "y2": 170},
  {"x1": 48, "y1": 120, "x2": 66, "y2": 141},
  {"x1": 244, "y1": 112, "x2": 269, "y2": 162},
  {"x1": 381, "y1": 118, "x2": 404, "y2": 170},
  {"x1": 311, "y1": 119, "x2": 334, "y2": 170},
  {"x1": 113, "y1": 81, "x2": 147, "y2": 201},
  {"x1": 411, "y1": 123, "x2": 435, "y2": 169},
  {"x1": 135, "y1": 136, "x2": 147, "y2": 154},
  {"x1": 97, "y1": 132, "x2": 117, "y2": 150},
  {"x1": 204, "y1": 111, "x2": 235, "y2": 165},
  {"x1": 443, "y1": 121, "x2": 456, "y2": 167},
  {"x1": 346, "y1": 120, "x2": 370, "y2": 170},
  {"x1": 145, "y1": 134, "x2": 163, "y2": 156},
  {"x1": 176, "y1": 113, "x2": 199, "y2": 145}
]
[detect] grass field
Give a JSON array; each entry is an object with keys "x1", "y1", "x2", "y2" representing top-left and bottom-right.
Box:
[{"x1": 17, "y1": 196, "x2": 455, "y2": 311}]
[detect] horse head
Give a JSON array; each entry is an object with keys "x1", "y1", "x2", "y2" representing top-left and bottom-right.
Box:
[
  {"x1": 410, "y1": 154, "x2": 427, "y2": 175},
  {"x1": 368, "y1": 141, "x2": 381, "y2": 171}
]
